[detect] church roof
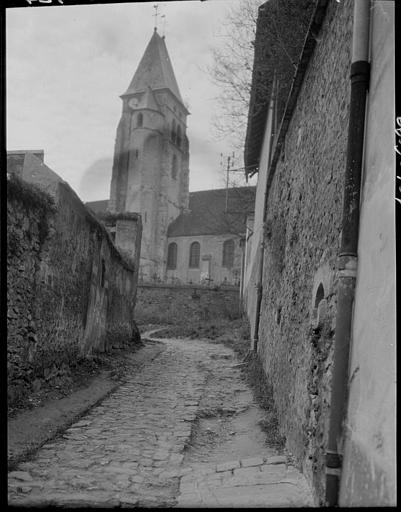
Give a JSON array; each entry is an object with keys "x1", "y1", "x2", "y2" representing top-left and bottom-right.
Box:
[
  {"x1": 123, "y1": 29, "x2": 184, "y2": 106},
  {"x1": 86, "y1": 187, "x2": 256, "y2": 238},
  {"x1": 168, "y1": 187, "x2": 256, "y2": 237}
]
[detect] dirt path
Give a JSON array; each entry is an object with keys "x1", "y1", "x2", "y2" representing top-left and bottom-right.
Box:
[{"x1": 8, "y1": 332, "x2": 314, "y2": 507}]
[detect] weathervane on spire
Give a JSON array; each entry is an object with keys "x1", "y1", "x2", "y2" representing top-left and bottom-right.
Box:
[
  {"x1": 153, "y1": 4, "x2": 159, "y2": 31},
  {"x1": 161, "y1": 14, "x2": 166, "y2": 38}
]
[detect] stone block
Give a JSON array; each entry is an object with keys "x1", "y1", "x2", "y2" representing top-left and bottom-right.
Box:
[
  {"x1": 240, "y1": 456, "x2": 265, "y2": 468},
  {"x1": 265, "y1": 455, "x2": 287, "y2": 465},
  {"x1": 232, "y1": 466, "x2": 262, "y2": 480},
  {"x1": 8, "y1": 471, "x2": 33, "y2": 482},
  {"x1": 216, "y1": 460, "x2": 240, "y2": 472}
]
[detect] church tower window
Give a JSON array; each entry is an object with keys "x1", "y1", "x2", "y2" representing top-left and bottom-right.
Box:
[
  {"x1": 167, "y1": 242, "x2": 177, "y2": 269},
  {"x1": 172, "y1": 154, "x2": 178, "y2": 179},
  {"x1": 171, "y1": 119, "x2": 176, "y2": 143},
  {"x1": 222, "y1": 239, "x2": 235, "y2": 268},
  {"x1": 177, "y1": 125, "x2": 182, "y2": 148},
  {"x1": 189, "y1": 242, "x2": 200, "y2": 268},
  {"x1": 137, "y1": 113, "x2": 143, "y2": 127}
]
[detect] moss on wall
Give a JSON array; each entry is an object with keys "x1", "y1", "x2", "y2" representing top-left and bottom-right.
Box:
[{"x1": 7, "y1": 176, "x2": 140, "y2": 407}]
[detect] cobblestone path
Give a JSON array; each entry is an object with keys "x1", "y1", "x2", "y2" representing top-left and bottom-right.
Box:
[{"x1": 8, "y1": 334, "x2": 314, "y2": 508}]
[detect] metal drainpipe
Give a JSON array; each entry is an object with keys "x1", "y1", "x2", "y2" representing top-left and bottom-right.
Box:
[
  {"x1": 252, "y1": 77, "x2": 277, "y2": 351},
  {"x1": 325, "y1": 0, "x2": 370, "y2": 506}
]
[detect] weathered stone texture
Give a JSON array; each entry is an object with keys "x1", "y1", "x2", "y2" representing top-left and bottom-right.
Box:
[
  {"x1": 257, "y1": 0, "x2": 353, "y2": 503},
  {"x1": 7, "y1": 177, "x2": 140, "y2": 406},
  {"x1": 135, "y1": 284, "x2": 240, "y2": 326}
]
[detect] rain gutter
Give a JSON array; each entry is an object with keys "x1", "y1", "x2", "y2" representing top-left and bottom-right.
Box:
[{"x1": 325, "y1": 0, "x2": 371, "y2": 506}]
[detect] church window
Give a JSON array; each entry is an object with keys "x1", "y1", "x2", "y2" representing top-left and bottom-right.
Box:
[
  {"x1": 172, "y1": 154, "x2": 178, "y2": 179},
  {"x1": 137, "y1": 113, "x2": 143, "y2": 127},
  {"x1": 189, "y1": 242, "x2": 200, "y2": 268},
  {"x1": 167, "y1": 242, "x2": 177, "y2": 270},
  {"x1": 222, "y1": 239, "x2": 235, "y2": 268},
  {"x1": 177, "y1": 125, "x2": 182, "y2": 148},
  {"x1": 135, "y1": 149, "x2": 139, "y2": 159},
  {"x1": 101, "y1": 259, "x2": 106, "y2": 287},
  {"x1": 171, "y1": 119, "x2": 176, "y2": 143}
]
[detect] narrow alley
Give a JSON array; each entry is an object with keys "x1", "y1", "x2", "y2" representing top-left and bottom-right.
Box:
[{"x1": 8, "y1": 330, "x2": 314, "y2": 508}]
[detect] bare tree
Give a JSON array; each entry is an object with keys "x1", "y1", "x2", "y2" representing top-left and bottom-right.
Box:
[
  {"x1": 211, "y1": 0, "x2": 316, "y2": 165},
  {"x1": 210, "y1": 0, "x2": 260, "y2": 154}
]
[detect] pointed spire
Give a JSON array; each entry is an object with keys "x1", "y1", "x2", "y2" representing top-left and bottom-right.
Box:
[{"x1": 122, "y1": 30, "x2": 184, "y2": 106}]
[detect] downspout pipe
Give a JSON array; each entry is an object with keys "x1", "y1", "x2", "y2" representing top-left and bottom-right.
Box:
[
  {"x1": 253, "y1": 77, "x2": 277, "y2": 351},
  {"x1": 325, "y1": 0, "x2": 370, "y2": 506}
]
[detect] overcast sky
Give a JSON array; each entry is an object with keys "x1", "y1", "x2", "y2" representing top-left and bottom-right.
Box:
[{"x1": 6, "y1": 0, "x2": 255, "y2": 202}]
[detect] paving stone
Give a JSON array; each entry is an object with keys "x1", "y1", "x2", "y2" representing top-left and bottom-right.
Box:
[
  {"x1": 153, "y1": 452, "x2": 169, "y2": 460},
  {"x1": 130, "y1": 475, "x2": 144, "y2": 484},
  {"x1": 170, "y1": 454, "x2": 184, "y2": 465},
  {"x1": 240, "y1": 456, "x2": 265, "y2": 468},
  {"x1": 266, "y1": 455, "x2": 287, "y2": 465},
  {"x1": 260, "y1": 463, "x2": 287, "y2": 473},
  {"x1": 8, "y1": 471, "x2": 33, "y2": 482},
  {"x1": 216, "y1": 460, "x2": 240, "y2": 472},
  {"x1": 73, "y1": 420, "x2": 92, "y2": 428},
  {"x1": 8, "y1": 337, "x2": 313, "y2": 509},
  {"x1": 119, "y1": 494, "x2": 139, "y2": 507}
]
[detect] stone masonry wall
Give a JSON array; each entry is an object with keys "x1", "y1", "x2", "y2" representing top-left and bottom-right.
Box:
[
  {"x1": 135, "y1": 284, "x2": 241, "y2": 326},
  {"x1": 7, "y1": 177, "x2": 140, "y2": 407},
  {"x1": 256, "y1": 0, "x2": 353, "y2": 503}
]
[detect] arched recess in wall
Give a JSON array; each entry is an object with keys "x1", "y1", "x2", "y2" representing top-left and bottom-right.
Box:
[
  {"x1": 167, "y1": 242, "x2": 177, "y2": 269},
  {"x1": 312, "y1": 281, "x2": 327, "y2": 329},
  {"x1": 137, "y1": 113, "x2": 143, "y2": 127},
  {"x1": 172, "y1": 154, "x2": 178, "y2": 179},
  {"x1": 176, "y1": 125, "x2": 182, "y2": 148},
  {"x1": 222, "y1": 239, "x2": 235, "y2": 268},
  {"x1": 315, "y1": 283, "x2": 325, "y2": 308},
  {"x1": 189, "y1": 241, "x2": 200, "y2": 268}
]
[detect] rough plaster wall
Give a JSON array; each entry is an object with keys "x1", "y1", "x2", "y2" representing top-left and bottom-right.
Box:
[
  {"x1": 242, "y1": 216, "x2": 254, "y2": 293},
  {"x1": 7, "y1": 179, "x2": 138, "y2": 406},
  {"x1": 244, "y1": 250, "x2": 261, "y2": 343},
  {"x1": 256, "y1": 0, "x2": 353, "y2": 503},
  {"x1": 243, "y1": 96, "x2": 274, "y2": 341},
  {"x1": 339, "y1": 1, "x2": 396, "y2": 506},
  {"x1": 166, "y1": 235, "x2": 243, "y2": 285}
]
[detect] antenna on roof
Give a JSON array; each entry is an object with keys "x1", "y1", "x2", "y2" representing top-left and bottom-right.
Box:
[{"x1": 153, "y1": 4, "x2": 159, "y2": 31}]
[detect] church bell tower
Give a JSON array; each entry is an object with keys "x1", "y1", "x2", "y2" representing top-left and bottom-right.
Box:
[{"x1": 108, "y1": 28, "x2": 190, "y2": 281}]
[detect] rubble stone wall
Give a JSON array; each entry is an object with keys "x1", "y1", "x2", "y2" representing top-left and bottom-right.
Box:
[
  {"x1": 135, "y1": 284, "x2": 241, "y2": 326},
  {"x1": 7, "y1": 177, "x2": 140, "y2": 406},
  {"x1": 256, "y1": 0, "x2": 353, "y2": 503}
]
